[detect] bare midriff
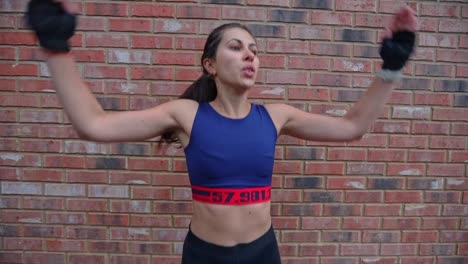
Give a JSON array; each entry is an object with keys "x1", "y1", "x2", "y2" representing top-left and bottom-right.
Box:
[{"x1": 190, "y1": 200, "x2": 272, "y2": 246}]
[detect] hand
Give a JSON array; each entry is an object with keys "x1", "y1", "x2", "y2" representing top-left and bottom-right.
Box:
[
  {"x1": 26, "y1": 0, "x2": 77, "y2": 52},
  {"x1": 379, "y1": 6, "x2": 418, "y2": 71}
]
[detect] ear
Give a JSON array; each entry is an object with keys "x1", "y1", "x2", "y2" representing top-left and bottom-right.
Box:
[{"x1": 203, "y1": 58, "x2": 216, "y2": 76}]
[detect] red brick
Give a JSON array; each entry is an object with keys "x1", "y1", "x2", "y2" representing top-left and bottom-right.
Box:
[
  {"x1": 412, "y1": 122, "x2": 450, "y2": 135},
  {"x1": 131, "y1": 241, "x2": 172, "y2": 255},
  {"x1": 421, "y1": 218, "x2": 458, "y2": 230},
  {"x1": 403, "y1": 231, "x2": 439, "y2": 243},
  {"x1": 132, "y1": 187, "x2": 172, "y2": 200},
  {"x1": 365, "y1": 205, "x2": 401, "y2": 216},
  {"x1": 88, "y1": 241, "x2": 128, "y2": 253},
  {"x1": 337, "y1": 0, "x2": 376, "y2": 11},
  {"x1": 273, "y1": 161, "x2": 303, "y2": 174},
  {"x1": 420, "y1": 244, "x2": 456, "y2": 256},
  {"x1": 387, "y1": 163, "x2": 426, "y2": 176},
  {"x1": 327, "y1": 177, "x2": 365, "y2": 190},
  {"x1": 224, "y1": 6, "x2": 266, "y2": 21},
  {"x1": 132, "y1": 35, "x2": 173, "y2": 49},
  {"x1": 86, "y1": 34, "x2": 129, "y2": 48},
  {"x1": 282, "y1": 204, "x2": 321, "y2": 216},
  {"x1": 389, "y1": 135, "x2": 427, "y2": 149},
  {"x1": 381, "y1": 244, "x2": 418, "y2": 256},
  {"x1": 328, "y1": 148, "x2": 366, "y2": 161},
  {"x1": 267, "y1": 39, "x2": 309, "y2": 54},
  {"x1": 345, "y1": 191, "x2": 382, "y2": 203},
  {"x1": 109, "y1": 18, "x2": 151, "y2": 32},
  {"x1": 282, "y1": 230, "x2": 320, "y2": 243},
  {"x1": 347, "y1": 163, "x2": 385, "y2": 175},
  {"x1": 67, "y1": 199, "x2": 108, "y2": 212},
  {"x1": 247, "y1": 0, "x2": 288, "y2": 6},
  {"x1": 400, "y1": 257, "x2": 435, "y2": 264},
  {"x1": 451, "y1": 123, "x2": 468, "y2": 135},
  {"x1": 420, "y1": 3, "x2": 459, "y2": 17},
  {"x1": 300, "y1": 244, "x2": 338, "y2": 256},
  {"x1": 88, "y1": 213, "x2": 130, "y2": 226},
  {"x1": 85, "y1": 2, "x2": 129, "y2": 16},
  {"x1": 154, "y1": 20, "x2": 197, "y2": 34},
  {"x1": 430, "y1": 136, "x2": 465, "y2": 149},
  {"x1": 23, "y1": 197, "x2": 65, "y2": 210},
  {"x1": 440, "y1": 20, "x2": 468, "y2": 33},
  {"x1": 404, "y1": 204, "x2": 441, "y2": 217},
  {"x1": 437, "y1": 50, "x2": 468, "y2": 63},
  {"x1": 132, "y1": 4, "x2": 175, "y2": 17},
  {"x1": 368, "y1": 149, "x2": 406, "y2": 162},
  {"x1": 177, "y1": 5, "x2": 220, "y2": 19},
  {"x1": 311, "y1": 11, "x2": 352, "y2": 25},
  {"x1": 302, "y1": 217, "x2": 340, "y2": 230},
  {"x1": 272, "y1": 189, "x2": 302, "y2": 203},
  {"x1": 427, "y1": 164, "x2": 465, "y2": 177},
  {"x1": 0, "y1": 238, "x2": 43, "y2": 251},
  {"x1": 408, "y1": 150, "x2": 446, "y2": 163},
  {"x1": 0, "y1": 63, "x2": 38, "y2": 76},
  {"x1": 305, "y1": 162, "x2": 344, "y2": 175},
  {"x1": 449, "y1": 151, "x2": 468, "y2": 163},
  {"x1": 385, "y1": 191, "x2": 422, "y2": 203},
  {"x1": 414, "y1": 93, "x2": 452, "y2": 106},
  {"x1": 372, "y1": 120, "x2": 410, "y2": 134},
  {"x1": 24, "y1": 253, "x2": 65, "y2": 264},
  {"x1": 341, "y1": 244, "x2": 379, "y2": 256},
  {"x1": 153, "y1": 52, "x2": 197, "y2": 65},
  {"x1": 0, "y1": 47, "x2": 15, "y2": 60},
  {"x1": 130, "y1": 66, "x2": 173, "y2": 80},
  {"x1": 69, "y1": 255, "x2": 106, "y2": 264},
  {"x1": 84, "y1": 65, "x2": 127, "y2": 79},
  {"x1": 154, "y1": 202, "x2": 192, "y2": 214},
  {"x1": 440, "y1": 231, "x2": 468, "y2": 242},
  {"x1": 47, "y1": 213, "x2": 86, "y2": 225},
  {"x1": 383, "y1": 218, "x2": 420, "y2": 230},
  {"x1": 418, "y1": 33, "x2": 458, "y2": 48},
  {"x1": 0, "y1": 32, "x2": 36, "y2": 46},
  {"x1": 130, "y1": 214, "x2": 172, "y2": 228},
  {"x1": 46, "y1": 239, "x2": 86, "y2": 252}
]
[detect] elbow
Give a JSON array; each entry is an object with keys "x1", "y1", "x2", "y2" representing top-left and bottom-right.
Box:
[
  {"x1": 72, "y1": 118, "x2": 105, "y2": 142},
  {"x1": 348, "y1": 131, "x2": 366, "y2": 141},
  {"x1": 74, "y1": 126, "x2": 98, "y2": 141},
  {"x1": 346, "y1": 122, "x2": 369, "y2": 142}
]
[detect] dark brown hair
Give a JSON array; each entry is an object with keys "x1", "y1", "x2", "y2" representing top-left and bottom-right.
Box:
[{"x1": 161, "y1": 23, "x2": 255, "y2": 143}]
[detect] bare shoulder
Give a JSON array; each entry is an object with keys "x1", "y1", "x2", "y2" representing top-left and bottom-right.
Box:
[
  {"x1": 162, "y1": 98, "x2": 198, "y2": 116},
  {"x1": 263, "y1": 103, "x2": 297, "y2": 134},
  {"x1": 163, "y1": 98, "x2": 198, "y2": 123},
  {"x1": 264, "y1": 103, "x2": 296, "y2": 120}
]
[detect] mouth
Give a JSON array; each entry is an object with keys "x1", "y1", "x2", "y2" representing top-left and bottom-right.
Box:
[{"x1": 242, "y1": 66, "x2": 256, "y2": 77}]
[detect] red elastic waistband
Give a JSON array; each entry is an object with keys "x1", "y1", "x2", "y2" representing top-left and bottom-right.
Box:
[{"x1": 191, "y1": 185, "x2": 271, "y2": 205}]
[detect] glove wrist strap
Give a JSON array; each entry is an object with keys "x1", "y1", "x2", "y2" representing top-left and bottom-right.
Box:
[{"x1": 377, "y1": 69, "x2": 403, "y2": 82}]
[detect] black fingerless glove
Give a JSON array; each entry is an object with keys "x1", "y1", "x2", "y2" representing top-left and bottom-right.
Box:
[
  {"x1": 26, "y1": 0, "x2": 77, "y2": 52},
  {"x1": 379, "y1": 30, "x2": 416, "y2": 71}
]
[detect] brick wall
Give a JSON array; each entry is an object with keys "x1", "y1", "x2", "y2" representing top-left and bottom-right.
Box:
[{"x1": 0, "y1": 0, "x2": 467, "y2": 263}]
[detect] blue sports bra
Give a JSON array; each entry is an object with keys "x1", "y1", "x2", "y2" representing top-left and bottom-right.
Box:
[{"x1": 184, "y1": 102, "x2": 277, "y2": 189}]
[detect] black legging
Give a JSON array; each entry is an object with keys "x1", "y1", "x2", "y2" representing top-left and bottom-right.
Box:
[{"x1": 182, "y1": 226, "x2": 282, "y2": 264}]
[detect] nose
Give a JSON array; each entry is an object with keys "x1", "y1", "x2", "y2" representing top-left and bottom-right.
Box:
[{"x1": 243, "y1": 48, "x2": 255, "y2": 62}]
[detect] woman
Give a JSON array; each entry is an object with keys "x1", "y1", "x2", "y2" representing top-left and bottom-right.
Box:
[{"x1": 26, "y1": 1, "x2": 418, "y2": 263}]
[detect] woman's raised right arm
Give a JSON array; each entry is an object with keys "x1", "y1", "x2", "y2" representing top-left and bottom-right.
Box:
[
  {"x1": 27, "y1": 0, "x2": 188, "y2": 142},
  {"x1": 47, "y1": 55, "x2": 184, "y2": 142}
]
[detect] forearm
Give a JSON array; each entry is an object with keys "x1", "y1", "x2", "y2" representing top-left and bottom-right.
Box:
[
  {"x1": 344, "y1": 76, "x2": 398, "y2": 135},
  {"x1": 47, "y1": 54, "x2": 104, "y2": 137}
]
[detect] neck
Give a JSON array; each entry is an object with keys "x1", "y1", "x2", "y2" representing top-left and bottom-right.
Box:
[{"x1": 210, "y1": 88, "x2": 251, "y2": 119}]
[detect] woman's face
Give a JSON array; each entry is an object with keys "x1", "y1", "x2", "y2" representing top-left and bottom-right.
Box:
[{"x1": 205, "y1": 28, "x2": 260, "y2": 91}]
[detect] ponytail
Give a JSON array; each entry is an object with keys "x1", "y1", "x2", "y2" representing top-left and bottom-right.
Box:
[
  {"x1": 180, "y1": 73, "x2": 217, "y2": 103},
  {"x1": 160, "y1": 73, "x2": 217, "y2": 143}
]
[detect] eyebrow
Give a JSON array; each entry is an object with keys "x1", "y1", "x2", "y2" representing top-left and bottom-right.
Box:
[{"x1": 228, "y1": 38, "x2": 257, "y2": 48}]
